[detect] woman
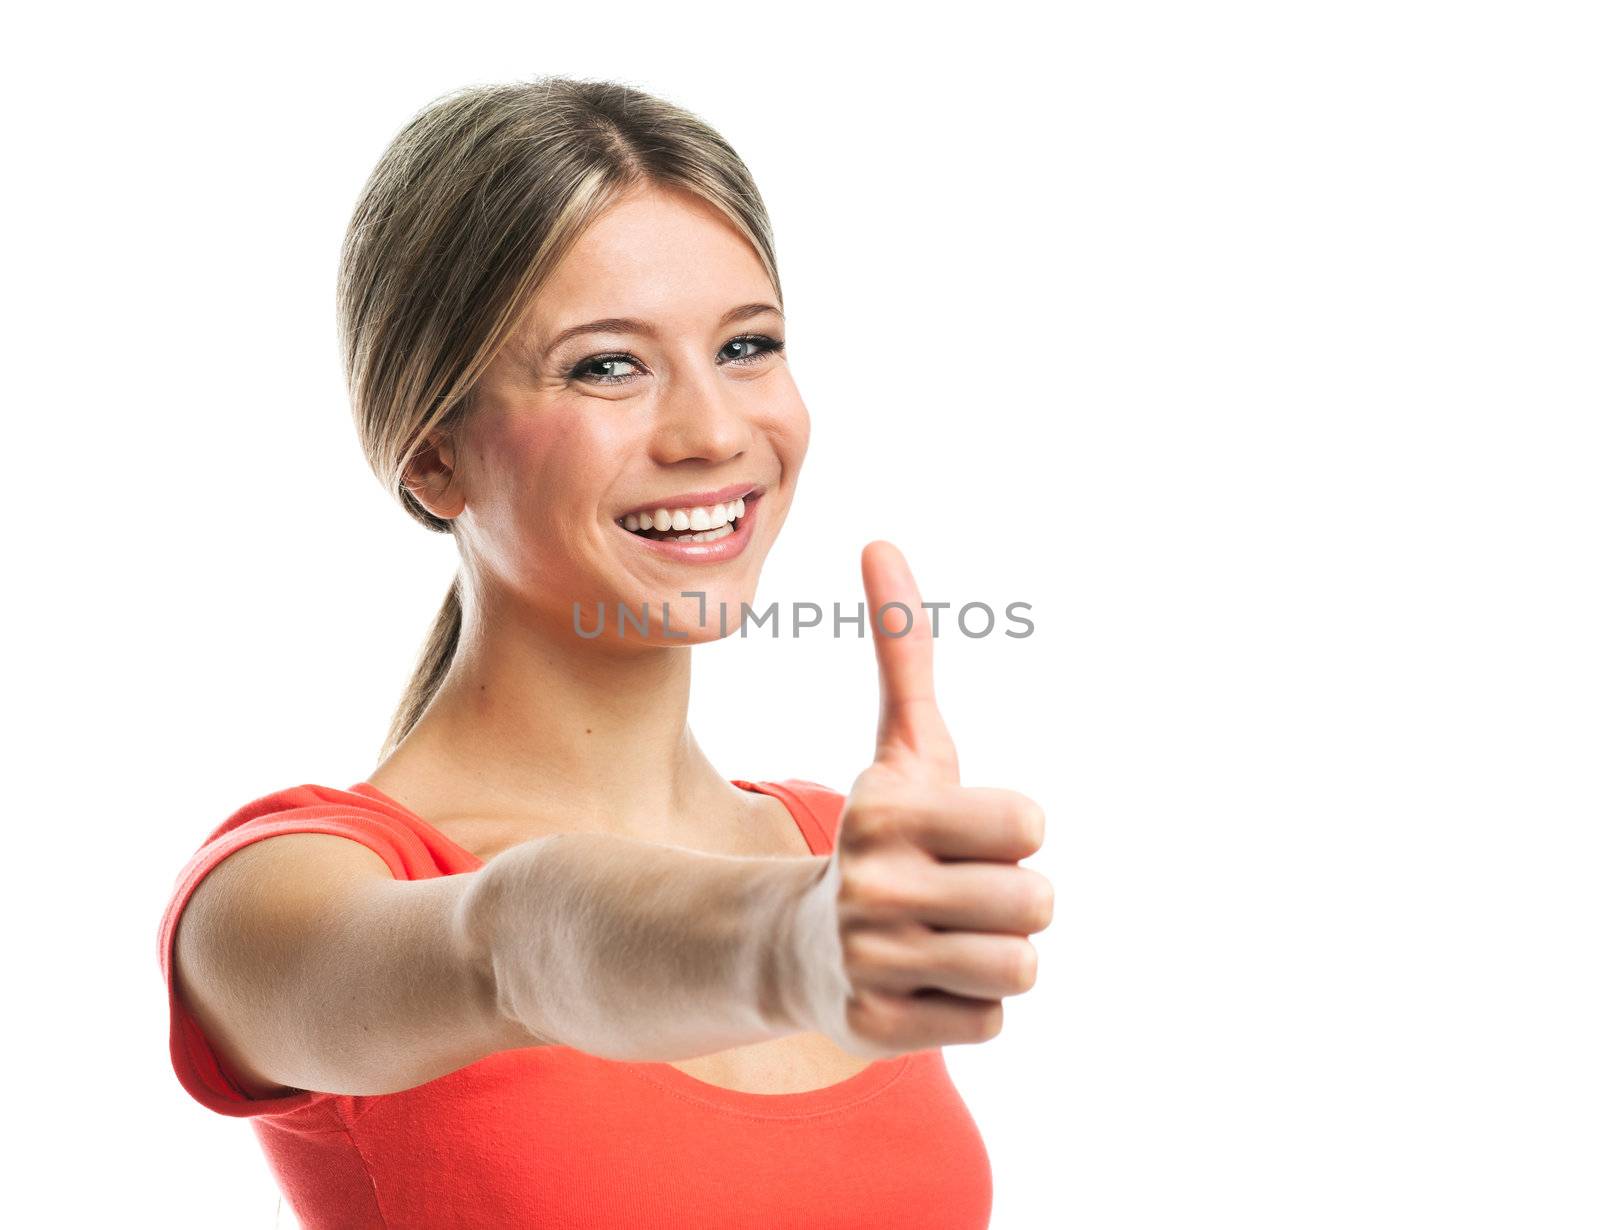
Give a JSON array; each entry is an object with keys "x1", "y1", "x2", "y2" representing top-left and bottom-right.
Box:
[{"x1": 159, "y1": 77, "x2": 1053, "y2": 1229}]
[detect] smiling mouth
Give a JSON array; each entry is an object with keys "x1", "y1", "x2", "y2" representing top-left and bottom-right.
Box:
[{"x1": 617, "y1": 494, "x2": 754, "y2": 543}]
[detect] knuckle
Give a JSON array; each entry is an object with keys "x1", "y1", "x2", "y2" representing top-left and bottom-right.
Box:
[
  {"x1": 839, "y1": 927, "x2": 883, "y2": 975},
  {"x1": 836, "y1": 812, "x2": 870, "y2": 853},
  {"x1": 838, "y1": 862, "x2": 882, "y2": 910},
  {"x1": 846, "y1": 989, "x2": 899, "y2": 1042},
  {"x1": 929, "y1": 744, "x2": 961, "y2": 777},
  {"x1": 838, "y1": 861, "x2": 869, "y2": 905},
  {"x1": 844, "y1": 996, "x2": 878, "y2": 1040},
  {"x1": 843, "y1": 792, "x2": 904, "y2": 847},
  {"x1": 871, "y1": 791, "x2": 916, "y2": 834},
  {"x1": 871, "y1": 878, "x2": 914, "y2": 916},
  {"x1": 839, "y1": 859, "x2": 913, "y2": 917}
]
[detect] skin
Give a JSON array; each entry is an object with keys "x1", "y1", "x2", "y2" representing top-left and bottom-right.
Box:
[{"x1": 172, "y1": 181, "x2": 1054, "y2": 1101}]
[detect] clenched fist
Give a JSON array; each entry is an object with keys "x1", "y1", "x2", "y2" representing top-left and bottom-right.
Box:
[{"x1": 787, "y1": 541, "x2": 1054, "y2": 1060}]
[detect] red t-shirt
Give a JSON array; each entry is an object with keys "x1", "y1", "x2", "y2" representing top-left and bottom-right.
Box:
[{"x1": 159, "y1": 778, "x2": 993, "y2": 1228}]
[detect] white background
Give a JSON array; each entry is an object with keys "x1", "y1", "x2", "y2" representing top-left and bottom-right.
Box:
[{"x1": 6, "y1": 3, "x2": 1596, "y2": 1227}]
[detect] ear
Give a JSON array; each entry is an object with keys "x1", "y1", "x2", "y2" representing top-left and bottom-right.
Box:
[{"x1": 401, "y1": 430, "x2": 466, "y2": 520}]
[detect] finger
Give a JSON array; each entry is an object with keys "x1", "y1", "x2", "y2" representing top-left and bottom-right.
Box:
[
  {"x1": 861, "y1": 540, "x2": 959, "y2": 782},
  {"x1": 844, "y1": 783, "x2": 1047, "y2": 863},
  {"x1": 847, "y1": 925, "x2": 1040, "y2": 999},
  {"x1": 847, "y1": 986, "x2": 1003, "y2": 1051},
  {"x1": 845, "y1": 857, "x2": 1054, "y2": 934}
]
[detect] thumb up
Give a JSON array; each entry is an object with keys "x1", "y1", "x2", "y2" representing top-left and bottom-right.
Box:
[{"x1": 793, "y1": 541, "x2": 1054, "y2": 1060}]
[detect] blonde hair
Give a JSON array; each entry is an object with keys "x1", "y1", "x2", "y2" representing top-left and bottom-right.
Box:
[{"x1": 335, "y1": 77, "x2": 784, "y2": 759}]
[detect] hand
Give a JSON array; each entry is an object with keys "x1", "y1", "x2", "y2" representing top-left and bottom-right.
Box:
[{"x1": 796, "y1": 541, "x2": 1054, "y2": 1060}]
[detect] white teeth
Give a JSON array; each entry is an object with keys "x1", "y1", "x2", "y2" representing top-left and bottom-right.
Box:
[
  {"x1": 668, "y1": 523, "x2": 735, "y2": 543},
  {"x1": 622, "y1": 494, "x2": 754, "y2": 536}
]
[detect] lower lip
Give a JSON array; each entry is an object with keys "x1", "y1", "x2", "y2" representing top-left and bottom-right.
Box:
[{"x1": 617, "y1": 495, "x2": 761, "y2": 564}]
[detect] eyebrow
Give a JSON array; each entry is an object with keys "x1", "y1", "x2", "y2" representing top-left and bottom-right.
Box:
[{"x1": 531, "y1": 301, "x2": 784, "y2": 365}]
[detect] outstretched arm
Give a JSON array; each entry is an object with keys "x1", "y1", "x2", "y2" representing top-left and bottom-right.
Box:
[{"x1": 173, "y1": 829, "x2": 838, "y2": 1098}]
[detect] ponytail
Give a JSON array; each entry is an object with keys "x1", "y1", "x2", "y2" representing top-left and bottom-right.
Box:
[{"x1": 380, "y1": 573, "x2": 462, "y2": 759}]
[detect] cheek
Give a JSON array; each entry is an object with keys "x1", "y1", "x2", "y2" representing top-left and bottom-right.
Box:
[
  {"x1": 471, "y1": 412, "x2": 620, "y2": 573},
  {"x1": 762, "y1": 391, "x2": 811, "y2": 472},
  {"x1": 793, "y1": 403, "x2": 812, "y2": 459},
  {"x1": 486, "y1": 412, "x2": 614, "y2": 514},
  {"x1": 783, "y1": 408, "x2": 811, "y2": 476}
]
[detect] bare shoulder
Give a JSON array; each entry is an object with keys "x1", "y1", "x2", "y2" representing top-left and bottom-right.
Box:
[{"x1": 727, "y1": 788, "x2": 814, "y2": 859}]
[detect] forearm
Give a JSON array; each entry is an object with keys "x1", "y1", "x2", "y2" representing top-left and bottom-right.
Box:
[{"x1": 456, "y1": 831, "x2": 848, "y2": 1061}]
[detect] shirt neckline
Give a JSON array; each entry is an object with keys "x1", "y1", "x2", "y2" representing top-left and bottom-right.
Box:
[
  {"x1": 341, "y1": 776, "x2": 914, "y2": 1115},
  {"x1": 344, "y1": 777, "x2": 833, "y2": 865},
  {"x1": 613, "y1": 1043, "x2": 915, "y2": 1119},
  {"x1": 346, "y1": 781, "x2": 485, "y2": 867}
]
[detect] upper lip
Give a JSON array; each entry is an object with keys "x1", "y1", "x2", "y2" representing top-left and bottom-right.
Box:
[{"x1": 615, "y1": 481, "x2": 766, "y2": 522}]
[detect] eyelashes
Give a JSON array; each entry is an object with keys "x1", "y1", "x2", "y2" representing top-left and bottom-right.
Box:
[{"x1": 566, "y1": 333, "x2": 786, "y2": 387}]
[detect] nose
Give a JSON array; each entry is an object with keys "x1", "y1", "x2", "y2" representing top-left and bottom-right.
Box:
[{"x1": 648, "y1": 364, "x2": 753, "y2": 466}]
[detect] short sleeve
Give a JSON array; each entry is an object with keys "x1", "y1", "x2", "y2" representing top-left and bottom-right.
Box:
[
  {"x1": 735, "y1": 778, "x2": 846, "y2": 853},
  {"x1": 779, "y1": 779, "x2": 847, "y2": 848},
  {"x1": 157, "y1": 798, "x2": 441, "y2": 1119}
]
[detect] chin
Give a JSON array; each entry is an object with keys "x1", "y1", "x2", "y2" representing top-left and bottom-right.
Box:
[
  {"x1": 563, "y1": 573, "x2": 767, "y2": 648},
  {"x1": 639, "y1": 581, "x2": 761, "y2": 646}
]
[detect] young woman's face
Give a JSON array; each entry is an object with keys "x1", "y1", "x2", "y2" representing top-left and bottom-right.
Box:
[{"x1": 440, "y1": 182, "x2": 809, "y2": 645}]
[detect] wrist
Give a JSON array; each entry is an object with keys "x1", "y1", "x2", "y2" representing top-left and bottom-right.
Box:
[{"x1": 764, "y1": 848, "x2": 851, "y2": 1040}]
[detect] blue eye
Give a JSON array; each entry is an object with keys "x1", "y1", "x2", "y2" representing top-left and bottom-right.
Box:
[
  {"x1": 720, "y1": 333, "x2": 786, "y2": 366},
  {"x1": 567, "y1": 333, "x2": 785, "y2": 386},
  {"x1": 570, "y1": 354, "x2": 643, "y2": 384}
]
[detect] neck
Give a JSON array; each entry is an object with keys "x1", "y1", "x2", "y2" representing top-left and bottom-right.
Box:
[{"x1": 372, "y1": 579, "x2": 733, "y2": 837}]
